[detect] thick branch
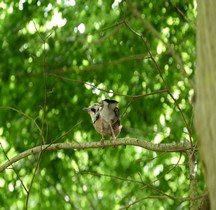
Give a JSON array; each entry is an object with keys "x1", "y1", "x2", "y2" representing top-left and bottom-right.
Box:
[{"x1": 0, "y1": 138, "x2": 191, "y2": 173}]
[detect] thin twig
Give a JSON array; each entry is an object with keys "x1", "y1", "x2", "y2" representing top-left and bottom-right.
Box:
[
  {"x1": 77, "y1": 169, "x2": 204, "y2": 209},
  {"x1": 126, "y1": 0, "x2": 191, "y2": 83},
  {"x1": 79, "y1": 171, "x2": 142, "y2": 185},
  {"x1": 141, "y1": 152, "x2": 182, "y2": 189},
  {"x1": 123, "y1": 20, "x2": 193, "y2": 148},
  {"x1": 119, "y1": 193, "x2": 203, "y2": 210},
  {"x1": 0, "y1": 106, "x2": 42, "y2": 136},
  {"x1": 0, "y1": 143, "x2": 28, "y2": 194},
  {"x1": 13, "y1": 53, "x2": 152, "y2": 77},
  {"x1": 49, "y1": 73, "x2": 168, "y2": 98},
  {"x1": 25, "y1": 21, "x2": 53, "y2": 210}
]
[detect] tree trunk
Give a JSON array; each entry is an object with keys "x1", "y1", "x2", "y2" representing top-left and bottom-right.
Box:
[{"x1": 195, "y1": 1, "x2": 216, "y2": 209}]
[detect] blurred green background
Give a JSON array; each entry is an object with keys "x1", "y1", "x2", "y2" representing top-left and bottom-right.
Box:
[{"x1": 0, "y1": 0, "x2": 202, "y2": 209}]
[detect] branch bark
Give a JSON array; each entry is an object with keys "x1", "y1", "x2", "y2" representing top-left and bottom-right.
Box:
[{"x1": 0, "y1": 138, "x2": 191, "y2": 173}]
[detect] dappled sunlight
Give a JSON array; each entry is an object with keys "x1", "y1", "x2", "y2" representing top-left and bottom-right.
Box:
[{"x1": 0, "y1": 0, "x2": 199, "y2": 209}]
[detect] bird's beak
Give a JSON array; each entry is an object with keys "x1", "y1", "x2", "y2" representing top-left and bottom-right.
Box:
[{"x1": 83, "y1": 108, "x2": 89, "y2": 112}]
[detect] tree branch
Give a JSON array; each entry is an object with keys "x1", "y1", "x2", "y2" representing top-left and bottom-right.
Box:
[
  {"x1": 0, "y1": 138, "x2": 191, "y2": 173},
  {"x1": 188, "y1": 150, "x2": 198, "y2": 210}
]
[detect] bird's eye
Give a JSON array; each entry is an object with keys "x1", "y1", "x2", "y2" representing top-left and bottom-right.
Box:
[{"x1": 91, "y1": 108, "x2": 96, "y2": 112}]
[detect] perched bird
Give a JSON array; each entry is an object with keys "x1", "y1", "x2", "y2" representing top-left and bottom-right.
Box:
[
  {"x1": 83, "y1": 99, "x2": 122, "y2": 142},
  {"x1": 100, "y1": 99, "x2": 122, "y2": 141}
]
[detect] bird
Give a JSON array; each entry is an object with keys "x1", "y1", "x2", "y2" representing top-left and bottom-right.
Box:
[{"x1": 83, "y1": 99, "x2": 122, "y2": 142}]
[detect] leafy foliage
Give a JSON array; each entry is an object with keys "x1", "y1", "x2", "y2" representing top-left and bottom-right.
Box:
[{"x1": 0, "y1": 0, "x2": 202, "y2": 209}]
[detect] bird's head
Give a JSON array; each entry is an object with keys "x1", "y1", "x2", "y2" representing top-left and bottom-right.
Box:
[{"x1": 83, "y1": 103, "x2": 101, "y2": 123}]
